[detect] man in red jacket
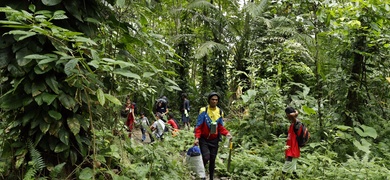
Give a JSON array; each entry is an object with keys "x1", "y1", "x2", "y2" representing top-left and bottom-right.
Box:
[
  {"x1": 194, "y1": 92, "x2": 232, "y2": 180},
  {"x1": 282, "y1": 107, "x2": 300, "y2": 179}
]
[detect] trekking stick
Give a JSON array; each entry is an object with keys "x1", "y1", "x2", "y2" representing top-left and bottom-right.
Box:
[{"x1": 227, "y1": 139, "x2": 233, "y2": 172}]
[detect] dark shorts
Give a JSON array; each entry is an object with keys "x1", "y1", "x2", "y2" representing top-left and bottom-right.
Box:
[{"x1": 182, "y1": 114, "x2": 190, "y2": 123}]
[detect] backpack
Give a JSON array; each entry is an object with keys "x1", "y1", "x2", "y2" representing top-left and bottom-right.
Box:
[
  {"x1": 173, "y1": 118, "x2": 181, "y2": 129},
  {"x1": 294, "y1": 122, "x2": 310, "y2": 147}
]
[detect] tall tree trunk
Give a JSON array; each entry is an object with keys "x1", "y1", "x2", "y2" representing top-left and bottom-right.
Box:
[{"x1": 345, "y1": 34, "x2": 365, "y2": 126}]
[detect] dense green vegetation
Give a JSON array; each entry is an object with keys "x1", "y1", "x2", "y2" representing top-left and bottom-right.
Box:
[{"x1": 1, "y1": 0, "x2": 390, "y2": 179}]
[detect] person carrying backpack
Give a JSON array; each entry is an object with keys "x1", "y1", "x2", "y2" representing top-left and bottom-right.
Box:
[
  {"x1": 155, "y1": 96, "x2": 169, "y2": 122},
  {"x1": 282, "y1": 107, "x2": 305, "y2": 179},
  {"x1": 194, "y1": 92, "x2": 232, "y2": 180}
]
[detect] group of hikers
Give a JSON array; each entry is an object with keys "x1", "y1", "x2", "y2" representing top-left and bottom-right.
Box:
[
  {"x1": 121, "y1": 93, "x2": 190, "y2": 142},
  {"x1": 121, "y1": 92, "x2": 305, "y2": 180}
]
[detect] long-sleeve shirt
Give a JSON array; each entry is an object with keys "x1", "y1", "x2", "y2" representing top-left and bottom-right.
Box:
[{"x1": 194, "y1": 106, "x2": 229, "y2": 140}]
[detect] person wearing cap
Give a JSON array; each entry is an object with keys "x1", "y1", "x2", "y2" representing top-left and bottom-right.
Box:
[
  {"x1": 194, "y1": 92, "x2": 232, "y2": 180},
  {"x1": 282, "y1": 107, "x2": 300, "y2": 179}
]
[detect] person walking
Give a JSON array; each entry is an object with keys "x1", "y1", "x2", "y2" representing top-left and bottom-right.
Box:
[
  {"x1": 122, "y1": 96, "x2": 135, "y2": 138},
  {"x1": 181, "y1": 93, "x2": 191, "y2": 130},
  {"x1": 150, "y1": 112, "x2": 166, "y2": 141},
  {"x1": 193, "y1": 92, "x2": 232, "y2": 180},
  {"x1": 282, "y1": 107, "x2": 301, "y2": 179},
  {"x1": 139, "y1": 112, "x2": 150, "y2": 142}
]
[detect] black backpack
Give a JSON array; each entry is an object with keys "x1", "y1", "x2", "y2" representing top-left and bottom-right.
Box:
[{"x1": 294, "y1": 122, "x2": 310, "y2": 147}]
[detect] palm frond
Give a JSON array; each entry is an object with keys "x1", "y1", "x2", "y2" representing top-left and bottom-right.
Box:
[
  {"x1": 244, "y1": 0, "x2": 269, "y2": 17},
  {"x1": 193, "y1": 41, "x2": 228, "y2": 59},
  {"x1": 187, "y1": 0, "x2": 217, "y2": 11}
]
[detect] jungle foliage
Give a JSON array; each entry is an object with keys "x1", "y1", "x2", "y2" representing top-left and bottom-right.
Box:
[{"x1": 1, "y1": 0, "x2": 390, "y2": 179}]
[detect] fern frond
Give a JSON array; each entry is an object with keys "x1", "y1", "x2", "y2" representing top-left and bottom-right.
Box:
[{"x1": 23, "y1": 140, "x2": 45, "y2": 180}]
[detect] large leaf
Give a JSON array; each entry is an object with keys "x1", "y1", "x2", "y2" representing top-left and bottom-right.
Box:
[
  {"x1": 0, "y1": 49, "x2": 11, "y2": 68},
  {"x1": 54, "y1": 143, "x2": 69, "y2": 153},
  {"x1": 42, "y1": 0, "x2": 63, "y2": 6},
  {"x1": 302, "y1": 105, "x2": 316, "y2": 115},
  {"x1": 353, "y1": 139, "x2": 371, "y2": 153},
  {"x1": 41, "y1": 92, "x2": 57, "y2": 105},
  {"x1": 79, "y1": 167, "x2": 93, "y2": 180},
  {"x1": 96, "y1": 88, "x2": 105, "y2": 106},
  {"x1": 67, "y1": 117, "x2": 80, "y2": 135},
  {"x1": 113, "y1": 69, "x2": 140, "y2": 79},
  {"x1": 58, "y1": 128, "x2": 69, "y2": 145},
  {"x1": 48, "y1": 110, "x2": 62, "y2": 120},
  {"x1": 64, "y1": 59, "x2": 79, "y2": 76},
  {"x1": 104, "y1": 94, "x2": 122, "y2": 106},
  {"x1": 45, "y1": 76, "x2": 60, "y2": 94},
  {"x1": 354, "y1": 125, "x2": 377, "y2": 139},
  {"x1": 59, "y1": 93, "x2": 76, "y2": 110},
  {"x1": 40, "y1": 121, "x2": 50, "y2": 134}
]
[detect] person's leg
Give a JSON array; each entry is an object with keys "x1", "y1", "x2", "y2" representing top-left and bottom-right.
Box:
[
  {"x1": 282, "y1": 157, "x2": 298, "y2": 178},
  {"x1": 199, "y1": 138, "x2": 210, "y2": 167},
  {"x1": 141, "y1": 128, "x2": 146, "y2": 141},
  {"x1": 208, "y1": 139, "x2": 219, "y2": 180}
]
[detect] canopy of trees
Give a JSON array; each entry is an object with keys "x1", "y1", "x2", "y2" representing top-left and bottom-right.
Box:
[{"x1": 1, "y1": 0, "x2": 390, "y2": 179}]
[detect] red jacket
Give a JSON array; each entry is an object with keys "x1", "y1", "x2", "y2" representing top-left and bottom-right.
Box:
[
  {"x1": 194, "y1": 108, "x2": 229, "y2": 140},
  {"x1": 285, "y1": 123, "x2": 300, "y2": 158}
]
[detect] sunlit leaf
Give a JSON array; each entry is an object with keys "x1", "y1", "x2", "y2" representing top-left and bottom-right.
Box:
[
  {"x1": 40, "y1": 121, "x2": 50, "y2": 134},
  {"x1": 64, "y1": 59, "x2": 78, "y2": 76},
  {"x1": 49, "y1": 110, "x2": 62, "y2": 120},
  {"x1": 79, "y1": 167, "x2": 93, "y2": 180},
  {"x1": 59, "y1": 93, "x2": 76, "y2": 110},
  {"x1": 104, "y1": 94, "x2": 122, "y2": 106},
  {"x1": 97, "y1": 88, "x2": 105, "y2": 106},
  {"x1": 67, "y1": 117, "x2": 80, "y2": 135},
  {"x1": 42, "y1": 0, "x2": 63, "y2": 6},
  {"x1": 113, "y1": 69, "x2": 140, "y2": 79},
  {"x1": 54, "y1": 143, "x2": 68, "y2": 153}
]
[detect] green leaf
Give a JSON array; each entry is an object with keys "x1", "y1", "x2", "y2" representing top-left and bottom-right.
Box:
[
  {"x1": 8, "y1": 30, "x2": 36, "y2": 41},
  {"x1": 41, "y1": 92, "x2": 57, "y2": 105},
  {"x1": 32, "y1": 82, "x2": 46, "y2": 97},
  {"x1": 42, "y1": 0, "x2": 63, "y2": 6},
  {"x1": 45, "y1": 76, "x2": 60, "y2": 94},
  {"x1": 355, "y1": 125, "x2": 378, "y2": 139},
  {"x1": 49, "y1": 162, "x2": 66, "y2": 178},
  {"x1": 40, "y1": 121, "x2": 50, "y2": 134},
  {"x1": 113, "y1": 69, "x2": 140, "y2": 79},
  {"x1": 59, "y1": 93, "x2": 76, "y2": 110},
  {"x1": 67, "y1": 117, "x2": 80, "y2": 135},
  {"x1": 353, "y1": 139, "x2": 371, "y2": 153},
  {"x1": 0, "y1": 49, "x2": 11, "y2": 68},
  {"x1": 97, "y1": 88, "x2": 105, "y2": 106},
  {"x1": 116, "y1": 0, "x2": 125, "y2": 8},
  {"x1": 49, "y1": 110, "x2": 62, "y2": 120},
  {"x1": 64, "y1": 59, "x2": 78, "y2": 76},
  {"x1": 79, "y1": 167, "x2": 93, "y2": 180},
  {"x1": 335, "y1": 125, "x2": 352, "y2": 131},
  {"x1": 142, "y1": 72, "x2": 155, "y2": 78},
  {"x1": 54, "y1": 143, "x2": 68, "y2": 153},
  {"x1": 58, "y1": 129, "x2": 69, "y2": 145},
  {"x1": 52, "y1": 10, "x2": 67, "y2": 20},
  {"x1": 104, "y1": 94, "x2": 122, "y2": 106},
  {"x1": 73, "y1": 36, "x2": 97, "y2": 46},
  {"x1": 302, "y1": 105, "x2": 316, "y2": 115}
]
